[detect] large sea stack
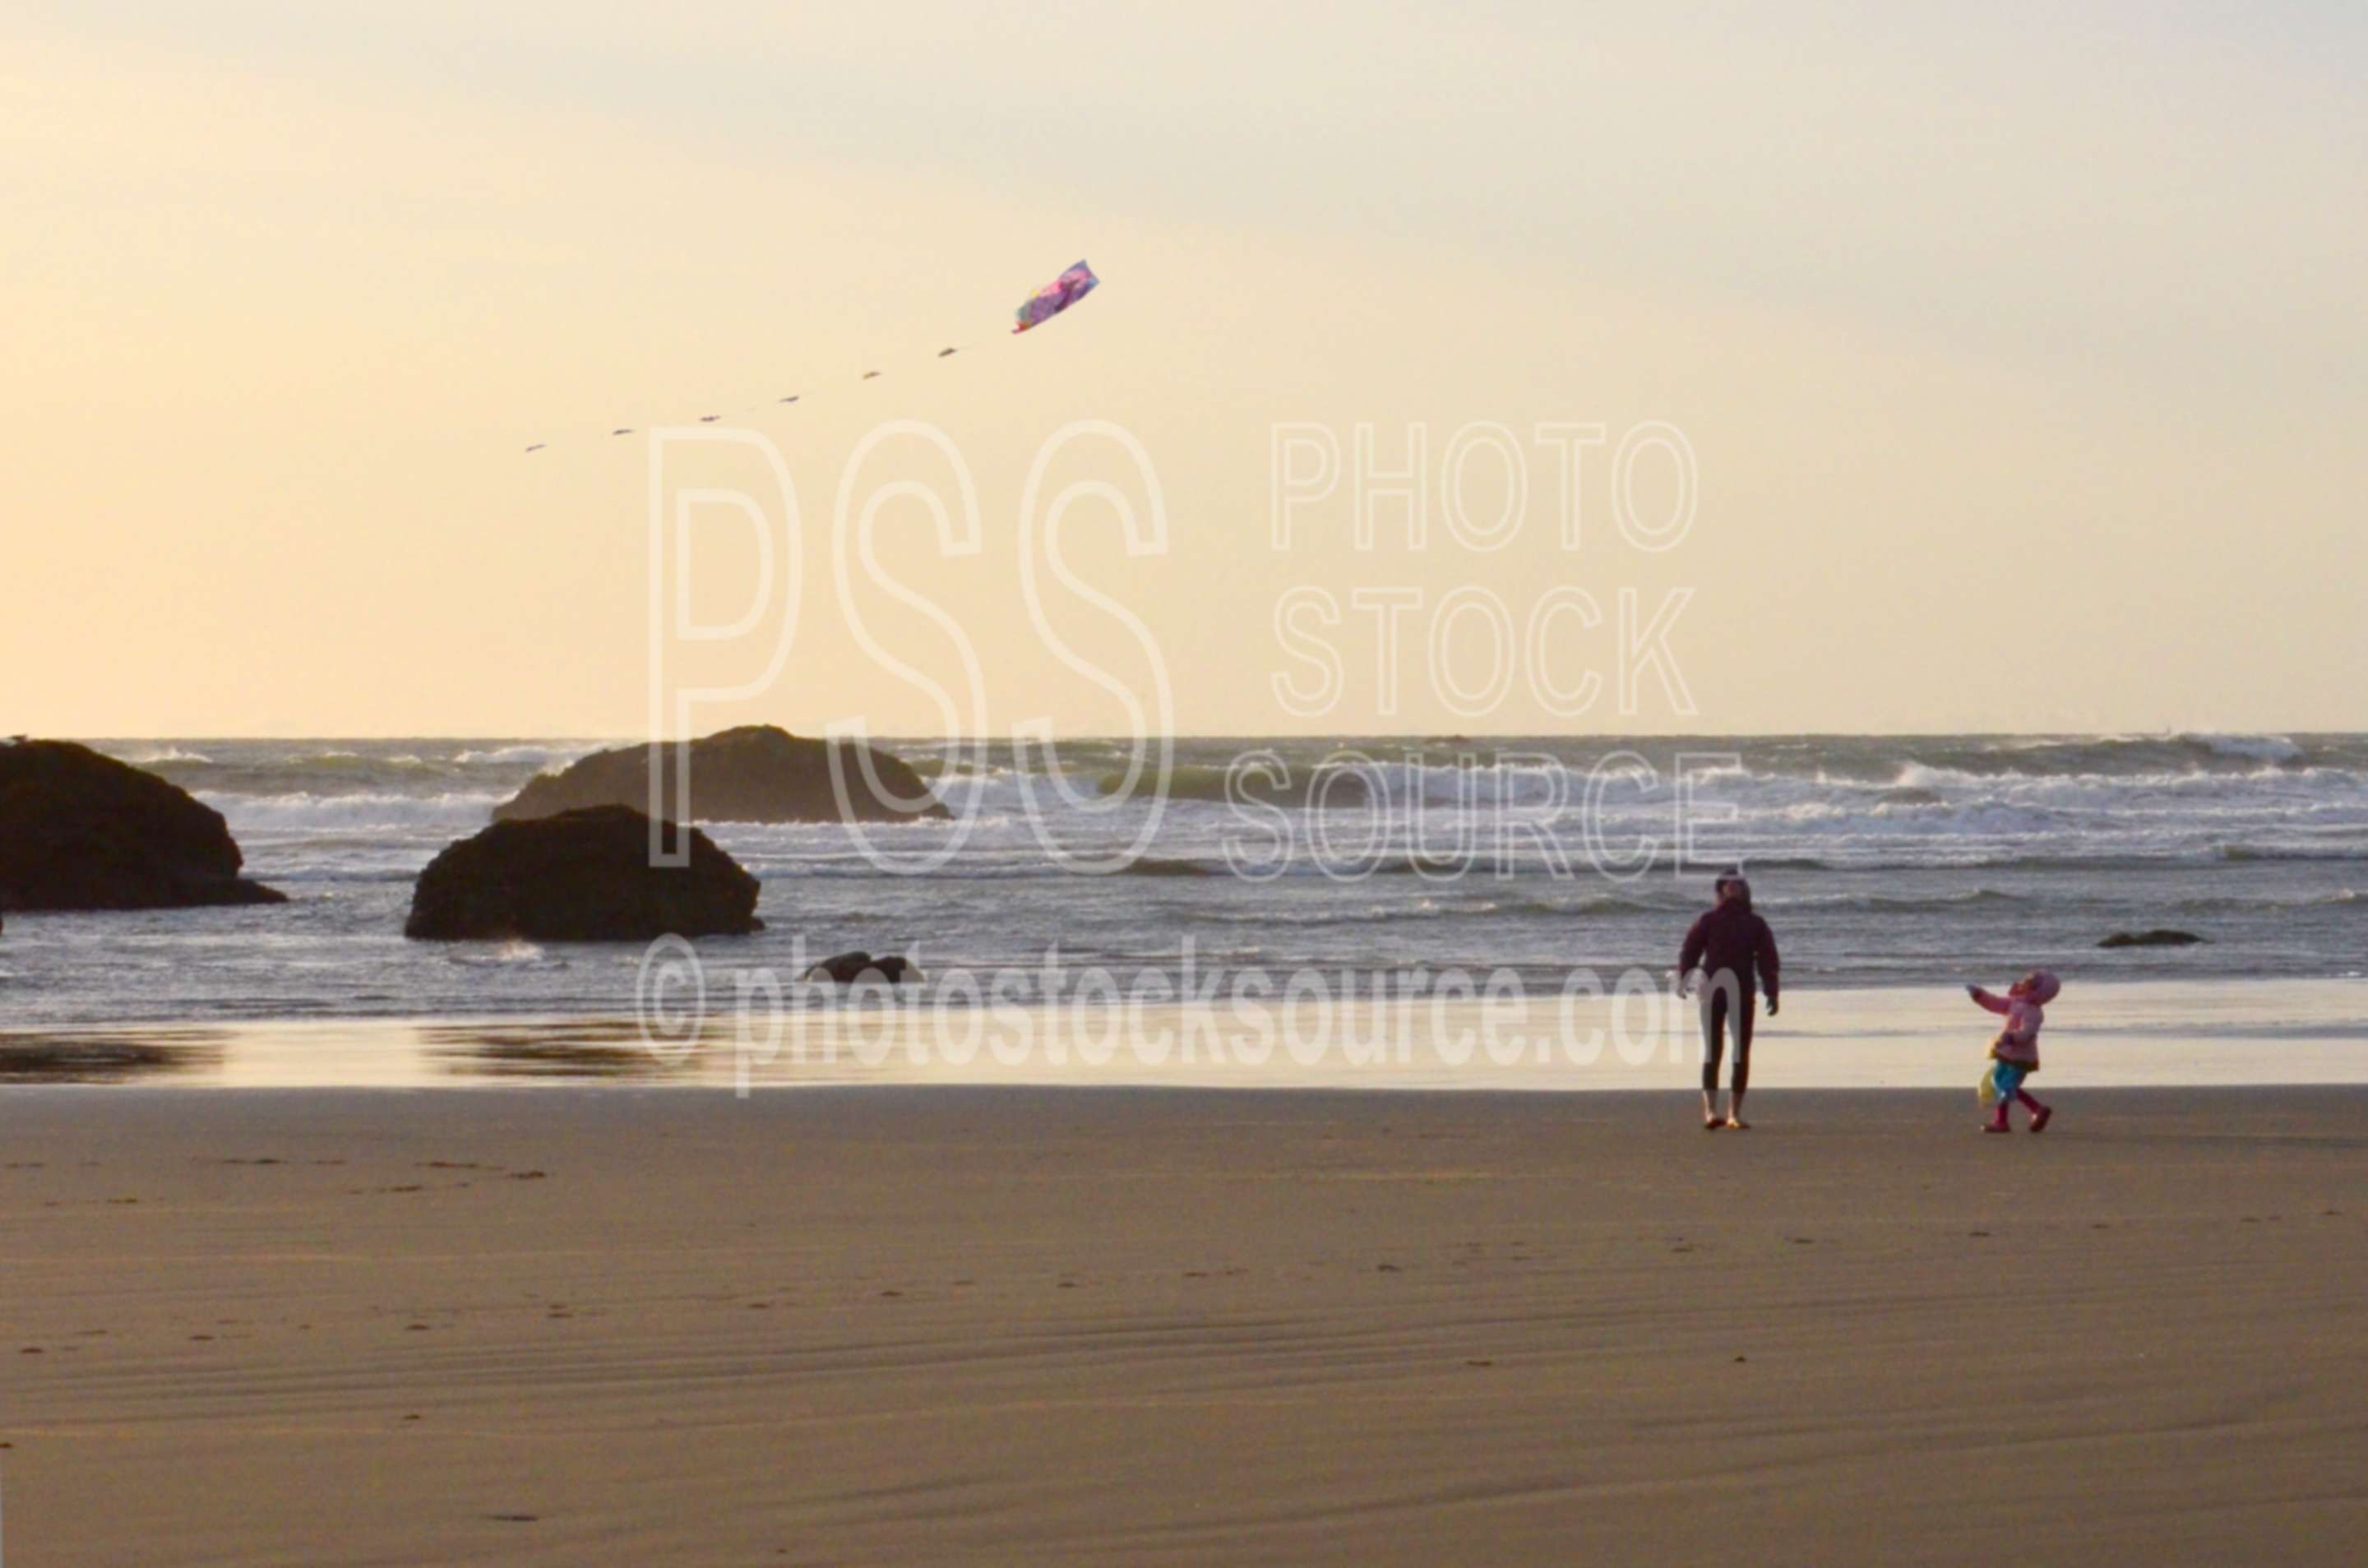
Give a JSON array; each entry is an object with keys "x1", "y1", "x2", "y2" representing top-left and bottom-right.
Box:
[
  {"x1": 492, "y1": 726, "x2": 948, "y2": 825},
  {"x1": 405, "y1": 806, "x2": 762, "y2": 941},
  {"x1": 0, "y1": 738, "x2": 286, "y2": 910}
]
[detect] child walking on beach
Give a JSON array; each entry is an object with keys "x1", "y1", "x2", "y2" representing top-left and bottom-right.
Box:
[{"x1": 1969, "y1": 970, "x2": 2059, "y2": 1133}]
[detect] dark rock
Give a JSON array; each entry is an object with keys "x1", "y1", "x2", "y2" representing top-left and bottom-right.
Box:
[
  {"x1": 802, "y1": 951, "x2": 922, "y2": 984},
  {"x1": 0, "y1": 739, "x2": 285, "y2": 910},
  {"x1": 1116, "y1": 855, "x2": 1216, "y2": 877},
  {"x1": 493, "y1": 726, "x2": 946, "y2": 826},
  {"x1": 2098, "y1": 928, "x2": 2207, "y2": 948},
  {"x1": 405, "y1": 806, "x2": 761, "y2": 941}
]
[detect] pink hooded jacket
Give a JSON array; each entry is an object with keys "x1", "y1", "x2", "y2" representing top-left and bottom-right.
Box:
[{"x1": 1971, "y1": 970, "x2": 2059, "y2": 1070}]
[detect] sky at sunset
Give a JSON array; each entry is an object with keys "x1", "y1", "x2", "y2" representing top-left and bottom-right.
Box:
[{"x1": 7, "y1": 2, "x2": 2362, "y2": 738}]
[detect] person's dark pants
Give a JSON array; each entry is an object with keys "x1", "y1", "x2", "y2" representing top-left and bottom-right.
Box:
[{"x1": 1699, "y1": 974, "x2": 1755, "y2": 1095}]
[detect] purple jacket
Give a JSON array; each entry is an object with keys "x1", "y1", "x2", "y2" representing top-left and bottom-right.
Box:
[{"x1": 1679, "y1": 896, "x2": 1780, "y2": 1004}]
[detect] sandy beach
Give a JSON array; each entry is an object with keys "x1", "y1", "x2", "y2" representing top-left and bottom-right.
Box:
[{"x1": 4, "y1": 1084, "x2": 2363, "y2": 1565}]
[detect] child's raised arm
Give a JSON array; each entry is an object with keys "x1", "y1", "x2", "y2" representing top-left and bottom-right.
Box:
[{"x1": 1967, "y1": 983, "x2": 2010, "y2": 1015}]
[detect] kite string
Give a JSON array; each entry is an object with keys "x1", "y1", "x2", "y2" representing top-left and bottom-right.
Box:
[
  {"x1": 527, "y1": 332, "x2": 991, "y2": 451},
  {"x1": 526, "y1": 257, "x2": 1093, "y2": 453}
]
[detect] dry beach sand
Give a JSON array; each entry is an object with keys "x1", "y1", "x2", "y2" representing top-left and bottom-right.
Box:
[{"x1": 2, "y1": 1085, "x2": 2364, "y2": 1565}]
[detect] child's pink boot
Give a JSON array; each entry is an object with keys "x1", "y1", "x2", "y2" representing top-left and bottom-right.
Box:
[
  {"x1": 2026, "y1": 1100, "x2": 2052, "y2": 1134},
  {"x1": 1982, "y1": 1103, "x2": 2013, "y2": 1134}
]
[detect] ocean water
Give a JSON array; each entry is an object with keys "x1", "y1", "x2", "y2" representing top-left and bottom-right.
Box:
[{"x1": 2, "y1": 733, "x2": 2364, "y2": 1029}]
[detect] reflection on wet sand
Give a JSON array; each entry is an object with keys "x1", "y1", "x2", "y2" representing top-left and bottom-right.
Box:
[
  {"x1": 419, "y1": 1020, "x2": 686, "y2": 1081},
  {"x1": 4, "y1": 978, "x2": 2367, "y2": 1090},
  {"x1": 0, "y1": 1028, "x2": 231, "y2": 1084}
]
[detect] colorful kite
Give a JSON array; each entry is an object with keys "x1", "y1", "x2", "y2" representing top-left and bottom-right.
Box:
[{"x1": 1013, "y1": 260, "x2": 1098, "y2": 334}]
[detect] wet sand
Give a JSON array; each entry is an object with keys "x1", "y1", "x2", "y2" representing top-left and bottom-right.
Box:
[
  {"x1": 2, "y1": 1085, "x2": 2364, "y2": 1565},
  {"x1": 7, "y1": 975, "x2": 2368, "y2": 1090}
]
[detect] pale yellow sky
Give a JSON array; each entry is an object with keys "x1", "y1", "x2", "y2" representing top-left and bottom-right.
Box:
[{"x1": 4, "y1": 3, "x2": 2362, "y2": 738}]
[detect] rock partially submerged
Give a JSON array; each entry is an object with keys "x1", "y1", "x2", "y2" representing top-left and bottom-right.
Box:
[
  {"x1": 405, "y1": 806, "x2": 762, "y2": 941},
  {"x1": 2098, "y1": 928, "x2": 2207, "y2": 948},
  {"x1": 0, "y1": 738, "x2": 285, "y2": 910},
  {"x1": 493, "y1": 726, "x2": 947, "y2": 826},
  {"x1": 801, "y1": 951, "x2": 922, "y2": 984}
]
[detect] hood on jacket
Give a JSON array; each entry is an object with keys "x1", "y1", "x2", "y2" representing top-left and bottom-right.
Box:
[
  {"x1": 1713, "y1": 870, "x2": 1753, "y2": 913},
  {"x1": 2020, "y1": 969, "x2": 2061, "y2": 1004}
]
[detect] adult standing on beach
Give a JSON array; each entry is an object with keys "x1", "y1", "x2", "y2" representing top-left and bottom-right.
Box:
[{"x1": 1678, "y1": 869, "x2": 1781, "y2": 1131}]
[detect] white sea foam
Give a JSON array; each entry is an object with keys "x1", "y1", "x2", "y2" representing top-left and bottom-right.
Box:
[
  {"x1": 113, "y1": 745, "x2": 212, "y2": 765},
  {"x1": 2183, "y1": 732, "x2": 2302, "y2": 764},
  {"x1": 449, "y1": 742, "x2": 610, "y2": 767},
  {"x1": 201, "y1": 790, "x2": 506, "y2": 832}
]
